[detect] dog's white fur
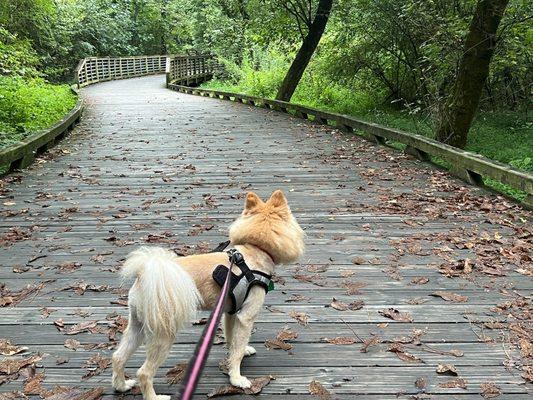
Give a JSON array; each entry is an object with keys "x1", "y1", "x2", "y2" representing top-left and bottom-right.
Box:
[{"x1": 111, "y1": 190, "x2": 304, "y2": 399}]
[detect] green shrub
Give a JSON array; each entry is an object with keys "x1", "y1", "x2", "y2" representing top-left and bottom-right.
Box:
[
  {"x1": 0, "y1": 76, "x2": 77, "y2": 149},
  {"x1": 0, "y1": 27, "x2": 40, "y2": 78}
]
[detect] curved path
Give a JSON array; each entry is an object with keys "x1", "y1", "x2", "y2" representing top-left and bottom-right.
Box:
[{"x1": 1, "y1": 75, "x2": 531, "y2": 398}]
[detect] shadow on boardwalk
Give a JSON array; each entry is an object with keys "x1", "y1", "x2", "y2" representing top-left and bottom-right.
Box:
[{"x1": 0, "y1": 75, "x2": 531, "y2": 398}]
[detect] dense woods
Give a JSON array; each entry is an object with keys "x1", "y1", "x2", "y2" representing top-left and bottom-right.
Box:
[{"x1": 0, "y1": 0, "x2": 531, "y2": 172}]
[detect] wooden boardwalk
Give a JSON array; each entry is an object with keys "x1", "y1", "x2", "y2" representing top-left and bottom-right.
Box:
[{"x1": 1, "y1": 74, "x2": 531, "y2": 399}]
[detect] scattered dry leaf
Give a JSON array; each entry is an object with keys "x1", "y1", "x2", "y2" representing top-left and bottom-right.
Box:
[
  {"x1": 436, "y1": 364, "x2": 458, "y2": 376},
  {"x1": 309, "y1": 380, "x2": 331, "y2": 399},
  {"x1": 439, "y1": 378, "x2": 467, "y2": 389},
  {"x1": 289, "y1": 311, "x2": 309, "y2": 326},
  {"x1": 166, "y1": 362, "x2": 187, "y2": 385},
  {"x1": 207, "y1": 375, "x2": 273, "y2": 397},
  {"x1": 0, "y1": 339, "x2": 28, "y2": 356},
  {"x1": 379, "y1": 308, "x2": 413, "y2": 323},
  {"x1": 330, "y1": 298, "x2": 364, "y2": 311},
  {"x1": 480, "y1": 382, "x2": 501, "y2": 398},
  {"x1": 430, "y1": 291, "x2": 468, "y2": 303},
  {"x1": 388, "y1": 344, "x2": 424, "y2": 363}
]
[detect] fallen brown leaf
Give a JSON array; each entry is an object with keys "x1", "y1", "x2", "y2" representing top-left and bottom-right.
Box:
[
  {"x1": 415, "y1": 377, "x2": 427, "y2": 390},
  {"x1": 276, "y1": 327, "x2": 298, "y2": 342},
  {"x1": 309, "y1": 380, "x2": 331, "y2": 399},
  {"x1": 439, "y1": 378, "x2": 467, "y2": 389},
  {"x1": 379, "y1": 308, "x2": 413, "y2": 323},
  {"x1": 289, "y1": 311, "x2": 309, "y2": 326},
  {"x1": 265, "y1": 338, "x2": 293, "y2": 350},
  {"x1": 65, "y1": 321, "x2": 98, "y2": 335},
  {"x1": 206, "y1": 375, "x2": 273, "y2": 397},
  {"x1": 64, "y1": 339, "x2": 80, "y2": 351},
  {"x1": 436, "y1": 364, "x2": 458, "y2": 376},
  {"x1": 430, "y1": 291, "x2": 468, "y2": 303},
  {"x1": 44, "y1": 387, "x2": 104, "y2": 400},
  {"x1": 480, "y1": 382, "x2": 502, "y2": 398},
  {"x1": 23, "y1": 372, "x2": 46, "y2": 395},
  {"x1": 388, "y1": 344, "x2": 424, "y2": 363},
  {"x1": 0, "y1": 339, "x2": 28, "y2": 356},
  {"x1": 330, "y1": 298, "x2": 364, "y2": 311},
  {"x1": 166, "y1": 362, "x2": 187, "y2": 385},
  {"x1": 0, "y1": 354, "x2": 42, "y2": 375},
  {"x1": 82, "y1": 354, "x2": 110, "y2": 380},
  {"x1": 360, "y1": 335, "x2": 381, "y2": 353},
  {"x1": 411, "y1": 276, "x2": 429, "y2": 285},
  {"x1": 322, "y1": 337, "x2": 357, "y2": 345},
  {"x1": 351, "y1": 257, "x2": 366, "y2": 265}
]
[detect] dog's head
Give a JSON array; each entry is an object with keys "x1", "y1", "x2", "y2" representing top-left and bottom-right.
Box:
[{"x1": 229, "y1": 190, "x2": 305, "y2": 264}]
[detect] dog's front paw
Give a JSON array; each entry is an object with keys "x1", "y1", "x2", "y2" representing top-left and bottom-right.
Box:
[
  {"x1": 244, "y1": 345, "x2": 256, "y2": 356},
  {"x1": 156, "y1": 396, "x2": 171, "y2": 400},
  {"x1": 113, "y1": 378, "x2": 136, "y2": 392},
  {"x1": 230, "y1": 375, "x2": 252, "y2": 389}
]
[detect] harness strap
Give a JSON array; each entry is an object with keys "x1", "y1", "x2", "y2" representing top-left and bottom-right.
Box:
[{"x1": 212, "y1": 249, "x2": 272, "y2": 314}]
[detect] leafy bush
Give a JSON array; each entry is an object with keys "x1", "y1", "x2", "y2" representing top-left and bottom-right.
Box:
[
  {"x1": 0, "y1": 27, "x2": 40, "y2": 78},
  {"x1": 0, "y1": 76, "x2": 77, "y2": 149}
]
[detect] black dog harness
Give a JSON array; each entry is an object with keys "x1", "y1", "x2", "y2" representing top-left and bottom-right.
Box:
[{"x1": 212, "y1": 248, "x2": 273, "y2": 314}]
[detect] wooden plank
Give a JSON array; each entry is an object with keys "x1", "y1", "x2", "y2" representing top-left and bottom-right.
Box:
[
  {"x1": 0, "y1": 366, "x2": 526, "y2": 396},
  {"x1": 1, "y1": 74, "x2": 530, "y2": 398}
]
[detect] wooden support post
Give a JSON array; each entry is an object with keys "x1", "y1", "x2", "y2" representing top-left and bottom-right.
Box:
[
  {"x1": 37, "y1": 140, "x2": 55, "y2": 155},
  {"x1": 316, "y1": 117, "x2": 328, "y2": 125},
  {"x1": 451, "y1": 167, "x2": 483, "y2": 186},
  {"x1": 341, "y1": 124, "x2": 353, "y2": 133},
  {"x1": 404, "y1": 145, "x2": 430, "y2": 161},
  {"x1": 10, "y1": 152, "x2": 35, "y2": 170},
  {"x1": 523, "y1": 194, "x2": 533, "y2": 208},
  {"x1": 248, "y1": 100, "x2": 255, "y2": 106},
  {"x1": 366, "y1": 133, "x2": 386, "y2": 145},
  {"x1": 296, "y1": 110, "x2": 308, "y2": 119}
]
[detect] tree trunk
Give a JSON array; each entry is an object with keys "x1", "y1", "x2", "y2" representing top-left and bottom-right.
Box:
[
  {"x1": 276, "y1": 0, "x2": 334, "y2": 102},
  {"x1": 435, "y1": 0, "x2": 509, "y2": 148}
]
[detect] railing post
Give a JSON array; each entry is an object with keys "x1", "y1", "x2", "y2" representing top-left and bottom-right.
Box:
[
  {"x1": 95, "y1": 58, "x2": 100, "y2": 82},
  {"x1": 165, "y1": 56, "x2": 171, "y2": 86}
]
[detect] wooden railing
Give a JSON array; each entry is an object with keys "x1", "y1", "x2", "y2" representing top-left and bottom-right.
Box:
[
  {"x1": 165, "y1": 54, "x2": 216, "y2": 86},
  {"x1": 167, "y1": 83, "x2": 533, "y2": 208},
  {"x1": 75, "y1": 55, "x2": 167, "y2": 87}
]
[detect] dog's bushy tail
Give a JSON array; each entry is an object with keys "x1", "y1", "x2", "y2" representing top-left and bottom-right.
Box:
[{"x1": 121, "y1": 246, "x2": 200, "y2": 338}]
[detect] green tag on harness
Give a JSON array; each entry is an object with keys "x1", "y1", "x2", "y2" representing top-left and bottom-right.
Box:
[{"x1": 268, "y1": 281, "x2": 275, "y2": 292}]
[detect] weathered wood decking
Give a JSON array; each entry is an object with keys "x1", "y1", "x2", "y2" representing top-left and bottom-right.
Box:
[{"x1": 1, "y1": 75, "x2": 531, "y2": 399}]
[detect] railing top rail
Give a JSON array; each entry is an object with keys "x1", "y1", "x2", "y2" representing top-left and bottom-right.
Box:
[{"x1": 167, "y1": 83, "x2": 532, "y2": 207}]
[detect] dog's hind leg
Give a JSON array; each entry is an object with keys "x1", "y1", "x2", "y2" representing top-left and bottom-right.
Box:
[
  {"x1": 137, "y1": 334, "x2": 174, "y2": 400},
  {"x1": 112, "y1": 308, "x2": 143, "y2": 392},
  {"x1": 223, "y1": 313, "x2": 235, "y2": 348}
]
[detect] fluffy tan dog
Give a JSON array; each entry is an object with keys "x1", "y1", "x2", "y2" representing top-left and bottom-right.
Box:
[{"x1": 111, "y1": 190, "x2": 305, "y2": 399}]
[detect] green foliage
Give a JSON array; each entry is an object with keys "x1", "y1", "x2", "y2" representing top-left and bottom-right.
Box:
[
  {"x1": 0, "y1": 76, "x2": 77, "y2": 148},
  {"x1": 0, "y1": 27, "x2": 40, "y2": 78}
]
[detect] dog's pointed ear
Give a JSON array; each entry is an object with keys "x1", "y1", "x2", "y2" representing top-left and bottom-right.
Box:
[
  {"x1": 245, "y1": 192, "x2": 263, "y2": 211},
  {"x1": 268, "y1": 190, "x2": 288, "y2": 207}
]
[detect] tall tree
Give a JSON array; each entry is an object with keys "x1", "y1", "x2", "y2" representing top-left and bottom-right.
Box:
[
  {"x1": 435, "y1": 0, "x2": 509, "y2": 148},
  {"x1": 276, "y1": 0, "x2": 333, "y2": 102}
]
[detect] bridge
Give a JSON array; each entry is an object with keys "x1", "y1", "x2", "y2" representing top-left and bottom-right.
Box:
[{"x1": 0, "y1": 55, "x2": 531, "y2": 398}]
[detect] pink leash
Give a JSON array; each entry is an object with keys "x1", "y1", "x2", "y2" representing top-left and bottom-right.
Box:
[{"x1": 178, "y1": 257, "x2": 233, "y2": 399}]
